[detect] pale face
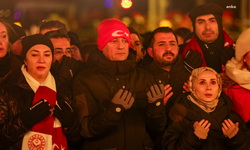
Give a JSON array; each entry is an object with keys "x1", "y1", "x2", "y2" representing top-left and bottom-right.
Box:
[
  {"x1": 24, "y1": 44, "x2": 52, "y2": 83},
  {"x1": 0, "y1": 22, "x2": 9, "y2": 59},
  {"x1": 71, "y1": 45, "x2": 82, "y2": 61},
  {"x1": 194, "y1": 71, "x2": 219, "y2": 102},
  {"x1": 195, "y1": 14, "x2": 219, "y2": 43},
  {"x1": 102, "y1": 37, "x2": 129, "y2": 61},
  {"x1": 130, "y1": 33, "x2": 143, "y2": 62},
  {"x1": 148, "y1": 32, "x2": 179, "y2": 70},
  {"x1": 50, "y1": 37, "x2": 71, "y2": 63}
]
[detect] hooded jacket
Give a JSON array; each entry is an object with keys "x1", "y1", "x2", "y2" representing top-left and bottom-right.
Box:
[
  {"x1": 0, "y1": 68, "x2": 80, "y2": 150},
  {"x1": 73, "y1": 50, "x2": 166, "y2": 150},
  {"x1": 162, "y1": 92, "x2": 250, "y2": 150}
]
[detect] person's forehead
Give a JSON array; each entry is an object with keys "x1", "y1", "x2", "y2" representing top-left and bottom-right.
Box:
[
  {"x1": 0, "y1": 22, "x2": 7, "y2": 33},
  {"x1": 196, "y1": 14, "x2": 215, "y2": 21},
  {"x1": 154, "y1": 32, "x2": 176, "y2": 41}
]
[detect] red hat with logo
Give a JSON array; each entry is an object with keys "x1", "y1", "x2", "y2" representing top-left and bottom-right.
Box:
[{"x1": 97, "y1": 18, "x2": 130, "y2": 50}]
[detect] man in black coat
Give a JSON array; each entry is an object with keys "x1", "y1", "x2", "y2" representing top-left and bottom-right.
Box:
[
  {"x1": 180, "y1": 3, "x2": 235, "y2": 73},
  {"x1": 73, "y1": 18, "x2": 166, "y2": 150},
  {"x1": 141, "y1": 27, "x2": 191, "y2": 149}
]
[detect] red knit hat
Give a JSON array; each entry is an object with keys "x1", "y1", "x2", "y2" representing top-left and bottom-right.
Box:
[{"x1": 97, "y1": 18, "x2": 130, "y2": 50}]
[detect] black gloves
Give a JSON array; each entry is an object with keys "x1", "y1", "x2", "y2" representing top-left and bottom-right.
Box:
[
  {"x1": 54, "y1": 100, "x2": 76, "y2": 130},
  {"x1": 221, "y1": 45, "x2": 235, "y2": 66},
  {"x1": 146, "y1": 83, "x2": 164, "y2": 103},
  {"x1": 111, "y1": 89, "x2": 134, "y2": 110},
  {"x1": 184, "y1": 49, "x2": 204, "y2": 73},
  {"x1": 54, "y1": 55, "x2": 80, "y2": 82},
  {"x1": 20, "y1": 99, "x2": 50, "y2": 129}
]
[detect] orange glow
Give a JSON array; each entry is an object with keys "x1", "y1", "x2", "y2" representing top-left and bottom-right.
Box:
[
  {"x1": 159, "y1": 19, "x2": 172, "y2": 28},
  {"x1": 121, "y1": 0, "x2": 133, "y2": 9},
  {"x1": 14, "y1": 22, "x2": 22, "y2": 27}
]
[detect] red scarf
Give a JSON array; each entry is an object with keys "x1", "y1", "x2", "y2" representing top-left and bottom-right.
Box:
[
  {"x1": 182, "y1": 31, "x2": 234, "y2": 72},
  {"x1": 22, "y1": 86, "x2": 67, "y2": 150}
]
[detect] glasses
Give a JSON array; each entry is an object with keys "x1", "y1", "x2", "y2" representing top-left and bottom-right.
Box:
[{"x1": 54, "y1": 48, "x2": 72, "y2": 56}]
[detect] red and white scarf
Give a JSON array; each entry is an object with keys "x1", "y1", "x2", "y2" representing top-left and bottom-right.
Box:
[
  {"x1": 21, "y1": 65, "x2": 67, "y2": 150},
  {"x1": 181, "y1": 31, "x2": 235, "y2": 72}
]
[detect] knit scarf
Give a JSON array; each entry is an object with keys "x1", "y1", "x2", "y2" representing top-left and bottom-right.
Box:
[
  {"x1": 225, "y1": 57, "x2": 250, "y2": 90},
  {"x1": 21, "y1": 65, "x2": 67, "y2": 150},
  {"x1": 187, "y1": 94, "x2": 219, "y2": 113},
  {"x1": 182, "y1": 31, "x2": 235, "y2": 73}
]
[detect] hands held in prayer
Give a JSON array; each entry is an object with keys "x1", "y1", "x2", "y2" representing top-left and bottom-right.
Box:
[
  {"x1": 164, "y1": 84, "x2": 173, "y2": 106},
  {"x1": 221, "y1": 43, "x2": 235, "y2": 66},
  {"x1": 193, "y1": 119, "x2": 211, "y2": 139},
  {"x1": 111, "y1": 89, "x2": 135, "y2": 110},
  {"x1": 222, "y1": 119, "x2": 239, "y2": 139},
  {"x1": 20, "y1": 99, "x2": 50, "y2": 129},
  {"x1": 184, "y1": 49, "x2": 203, "y2": 73},
  {"x1": 146, "y1": 82, "x2": 164, "y2": 103}
]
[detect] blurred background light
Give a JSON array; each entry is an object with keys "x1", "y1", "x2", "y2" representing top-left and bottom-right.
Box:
[
  {"x1": 104, "y1": 0, "x2": 114, "y2": 8},
  {"x1": 14, "y1": 11, "x2": 21, "y2": 20},
  {"x1": 121, "y1": 0, "x2": 133, "y2": 9},
  {"x1": 159, "y1": 19, "x2": 172, "y2": 28}
]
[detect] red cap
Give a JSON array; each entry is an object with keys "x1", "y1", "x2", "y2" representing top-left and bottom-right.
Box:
[{"x1": 97, "y1": 18, "x2": 130, "y2": 50}]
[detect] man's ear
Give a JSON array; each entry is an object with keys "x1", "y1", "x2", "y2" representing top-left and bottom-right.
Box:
[{"x1": 147, "y1": 47, "x2": 153, "y2": 58}]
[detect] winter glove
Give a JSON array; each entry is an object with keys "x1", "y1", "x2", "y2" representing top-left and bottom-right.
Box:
[
  {"x1": 221, "y1": 45, "x2": 235, "y2": 66},
  {"x1": 146, "y1": 82, "x2": 164, "y2": 103},
  {"x1": 54, "y1": 100, "x2": 76, "y2": 130},
  {"x1": 20, "y1": 99, "x2": 50, "y2": 129},
  {"x1": 57, "y1": 55, "x2": 79, "y2": 81},
  {"x1": 111, "y1": 89, "x2": 134, "y2": 110},
  {"x1": 184, "y1": 49, "x2": 204, "y2": 73}
]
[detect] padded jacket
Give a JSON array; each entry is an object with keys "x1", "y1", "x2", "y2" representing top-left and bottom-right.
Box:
[
  {"x1": 73, "y1": 50, "x2": 166, "y2": 150},
  {"x1": 162, "y1": 92, "x2": 250, "y2": 150},
  {"x1": 0, "y1": 68, "x2": 80, "y2": 150}
]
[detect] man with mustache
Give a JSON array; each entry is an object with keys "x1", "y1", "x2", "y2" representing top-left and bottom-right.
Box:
[
  {"x1": 141, "y1": 27, "x2": 190, "y2": 150},
  {"x1": 180, "y1": 3, "x2": 235, "y2": 73}
]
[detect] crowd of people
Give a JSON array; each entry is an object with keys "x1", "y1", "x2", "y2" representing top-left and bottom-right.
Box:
[{"x1": 0, "y1": 2, "x2": 250, "y2": 150}]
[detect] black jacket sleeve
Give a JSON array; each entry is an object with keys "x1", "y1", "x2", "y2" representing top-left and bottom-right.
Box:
[{"x1": 73, "y1": 75, "x2": 124, "y2": 139}]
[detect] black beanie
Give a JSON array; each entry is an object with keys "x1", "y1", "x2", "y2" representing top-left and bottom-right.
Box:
[
  {"x1": 9, "y1": 24, "x2": 26, "y2": 44},
  {"x1": 68, "y1": 31, "x2": 81, "y2": 50},
  {"x1": 188, "y1": 3, "x2": 224, "y2": 23},
  {"x1": 21, "y1": 34, "x2": 54, "y2": 59}
]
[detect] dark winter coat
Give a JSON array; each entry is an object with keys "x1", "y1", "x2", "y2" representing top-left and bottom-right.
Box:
[
  {"x1": 141, "y1": 54, "x2": 190, "y2": 120},
  {"x1": 162, "y1": 92, "x2": 250, "y2": 150},
  {"x1": 0, "y1": 53, "x2": 22, "y2": 85},
  {"x1": 0, "y1": 68, "x2": 80, "y2": 150},
  {"x1": 73, "y1": 50, "x2": 166, "y2": 150}
]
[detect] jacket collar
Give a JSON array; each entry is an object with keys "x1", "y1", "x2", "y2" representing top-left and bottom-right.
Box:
[
  {"x1": 86, "y1": 49, "x2": 136, "y2": 76},
  {"x1": 145, "y1": 54, "x2": 185, "y2": 75}
]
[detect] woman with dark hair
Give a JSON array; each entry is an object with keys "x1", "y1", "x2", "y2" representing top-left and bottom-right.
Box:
[
  {"x1": 0, "y1": 19, "x2": 21, "y2": 84},
  {"x1": 163, "y1": 67, "x2": 250, "y2": 150},
  {"x1": 0, "y1": 34, "x2": 80, "y2": 150}
]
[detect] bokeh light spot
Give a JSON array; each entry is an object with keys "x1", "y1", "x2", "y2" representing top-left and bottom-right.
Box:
[
  {"x1": 104, "y1": 0, "x2": 114, "y2": 8},
  {"x1": 14, "y1": 11, "x2": 21, "y2": 20},
  {"x1": 121, "y1": 0, "x2": 133, "y2": 9}
]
